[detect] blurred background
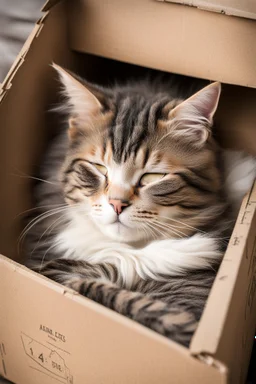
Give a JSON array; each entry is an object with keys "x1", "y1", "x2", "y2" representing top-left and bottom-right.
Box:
[{"x1": 0, "y1": 0, "x2": 44, "y2": 82}]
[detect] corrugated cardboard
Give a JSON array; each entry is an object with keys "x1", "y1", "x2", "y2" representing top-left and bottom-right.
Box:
[{"x1": 0, "y1": 0, "x2": 255, "y2": 383}]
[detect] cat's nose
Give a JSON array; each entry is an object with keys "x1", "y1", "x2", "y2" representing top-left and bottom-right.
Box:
[{"x1": 109, "y1": 199, "x2": 130, "y2": 215}]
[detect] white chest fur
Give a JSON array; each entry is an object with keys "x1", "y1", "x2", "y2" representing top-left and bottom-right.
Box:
[{"x1": 54, "y1": 212, "x2": 222, "y2": 288}]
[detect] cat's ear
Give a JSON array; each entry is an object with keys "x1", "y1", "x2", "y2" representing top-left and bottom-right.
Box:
[
  {"x1": 168, "y1": 82, "x2": 221, "y2": 147},
  {"x1": 52, "y1": 63, "x2": 102, "y2": 123}
]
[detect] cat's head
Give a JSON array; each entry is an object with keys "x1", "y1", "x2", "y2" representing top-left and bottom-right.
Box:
[{"x1": 54, "y1": 64, "x2": 223, "y2": 245}]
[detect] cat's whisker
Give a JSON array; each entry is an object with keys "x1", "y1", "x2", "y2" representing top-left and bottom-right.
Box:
[
  {"x1": 19, "y1": 208, "x2": 62, "y2": 244},
  {"x1": 20, "y1": 206, "x2": 71, "y2": 235},
  {"x1": 140, "y1": 223, "x2": 152, "y2": 242},
  {"x1": 19, "y1": 205, "x2": 76, "y2": 250},
  {"x1": 30, "y1": 213, "x2": 69, "y2": 256},
  {"x1": 152, "y1": 218, "x2": 185, "y2": 231},
  {"x1": 16, "y1": 203, "x2": 68, "y2": 218},
  {"x1": 147, "y1": 217, "x2": 185, "y2": 236},
  {"x1": 145, "y1": 220, "x2": 169, "y2": 240},
  {"x1": 39, "y1": 244, "x2": 58, "y2": 272},
  {"x1": 44, "y1": 214, "x2": 69, "y2": 239},
  {"x1": 158, "y1": 215, "x2": 206, "y2": 234},
  {"x1": 39, "y1": 216, "x2": 73, "y2": 255},
  {"x1": 35, "y1": 210, "x2": 96, "y2": 267},
  {"x1": 152, "y1": 220, "x2": 188, "y2": 238},
  {"x1": 11, "y1": 172, "x2": 58, "y2": 185},
  {"x1": 138, "y1": 220, "x2": 157, "y2": 241},
  {"x1": 144, "y1": 222, "x2": 159, "y2": 241},
  {"x1": 151, "y1": 220, "x2": 184, "y2": 239}
]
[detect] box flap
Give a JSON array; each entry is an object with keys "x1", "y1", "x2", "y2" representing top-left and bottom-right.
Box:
[
  {"x1": 69, "y1": 0, "x2": 256, "y2": 88},
  {"x1": 0, "y1": 0, "x2": 76, "y2": 261},
  {"x1": 0, "y1": 12, "x2": 49, "y2": 103},
  {"x1": 160, "y1": 0, "x2": 256, "y2": 20},
  {"x1": 191, "y1": 181, "x2": 256, "y2": 382}
]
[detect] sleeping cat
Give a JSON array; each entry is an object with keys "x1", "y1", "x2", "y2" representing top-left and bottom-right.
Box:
[{"x1": 24, "y1": 64, "x2": 256, "y2": 346}]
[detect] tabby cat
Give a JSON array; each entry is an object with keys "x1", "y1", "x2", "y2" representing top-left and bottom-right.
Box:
[{"x1": 25, "y1": 64, "x2": 255, "y2": 347}]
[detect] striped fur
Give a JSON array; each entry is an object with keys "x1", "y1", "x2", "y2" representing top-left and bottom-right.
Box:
[
  {"x1": 36, "y1": 259, "x2": 214, "y2": 347},
  {"x1": 24, "y1": 67, "x2": 256, "y2": 346}
]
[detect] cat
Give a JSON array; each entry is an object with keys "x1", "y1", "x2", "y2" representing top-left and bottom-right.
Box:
[{"x1": 24, "y1": 64, "x2": 256, "y2": 347}]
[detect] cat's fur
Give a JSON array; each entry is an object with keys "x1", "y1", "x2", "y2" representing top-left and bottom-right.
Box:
[{"x1": 25, "y1": 65, "x2": 256, "y2": 347}]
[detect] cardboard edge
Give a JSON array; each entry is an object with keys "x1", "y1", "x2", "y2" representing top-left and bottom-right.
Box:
[
  {"x1": 158, "y1": 0, "x2": 256, "y2": 21},
  {"x1": 237, "y1": 181, "x2": 256, "y2": 224},
  {"x1": 190, "y1": 180, "x2": 256, "y2": 355},
  {"x1": 245, "y1": 180, "x2": 256, "y2": 207},
  {"x1": 196, "y1": 353, "x2": 228, "y2": 377},
  {"x1": 0, "y1": 10, "x2": 49, "y2": 103}
]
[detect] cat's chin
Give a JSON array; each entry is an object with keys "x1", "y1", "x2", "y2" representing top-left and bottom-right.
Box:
[{"x1": 97, "y1": 221, "x2": 146, "y2": 244}]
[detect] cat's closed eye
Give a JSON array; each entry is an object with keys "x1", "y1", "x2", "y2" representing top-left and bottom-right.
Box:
[
  {"x1": 139, "y1": 173, "x2": 166, "y2": 186},
  {"x1": 92, "y1": 163, "x2": 108, "y2": 176}
]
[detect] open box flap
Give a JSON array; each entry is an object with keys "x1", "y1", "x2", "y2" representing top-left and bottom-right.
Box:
[
  {"x1": 69, "y1": 0, "x2": 256, "y2": 88},
  {"x1": 0, "y1": 13, "x2": 48, "y2": 103},
  {"x1": 190, "y1": 181, "x2": 256, "y2": 380},
  {"x1": 159, "y1": 0, "x2": 256, "y2": 20}
]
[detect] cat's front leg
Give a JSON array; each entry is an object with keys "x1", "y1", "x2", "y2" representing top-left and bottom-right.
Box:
[
  {"x1": 41, "y1": 260, "x2": 196, "y2": 346},
  {"x1": 36, "y1": 258, "x2": 197, "y2": 346},
  {"x1": 36, "y1": 259, "x2": 120, "y2": 286}
]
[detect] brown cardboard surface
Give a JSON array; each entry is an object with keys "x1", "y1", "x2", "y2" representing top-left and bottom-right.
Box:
[
  {"x1": 160, "y1": 0, "x2": 256, "y2": 20},
  {"x1": 0, "y1": 0, "x2": 77, "y2": 261},
  {"x1": 191, "y1": 182, "x2": 256, "y2": 383},
  {"x1": 69, "y1": 0, "x2": 256, "y2": 88},
  {"x1": 0, "y1": 0, "x2": 255, "y2": 383},
  {"x1": 0, "y1": 255, "x2": 226, "y2": 384},
  {"x1": 0, "y1": 20, "x2": 43, "y2": 103}
]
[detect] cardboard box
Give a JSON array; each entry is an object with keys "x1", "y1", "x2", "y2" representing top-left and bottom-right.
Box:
[
  {"x1": 0, "y1": 1, "x2": 255, "y2": 383},
  {"x1": 68, "y1": 0, "x2": 256, "y2": 156}
]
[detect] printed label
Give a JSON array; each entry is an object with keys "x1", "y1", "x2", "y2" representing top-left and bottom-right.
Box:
[
  {"x1": 39, "y1": 324, "x2": 66, "y2": 343},
  {"x1": 21, "y1": 333, "x2": 73, "y2": 383}
]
